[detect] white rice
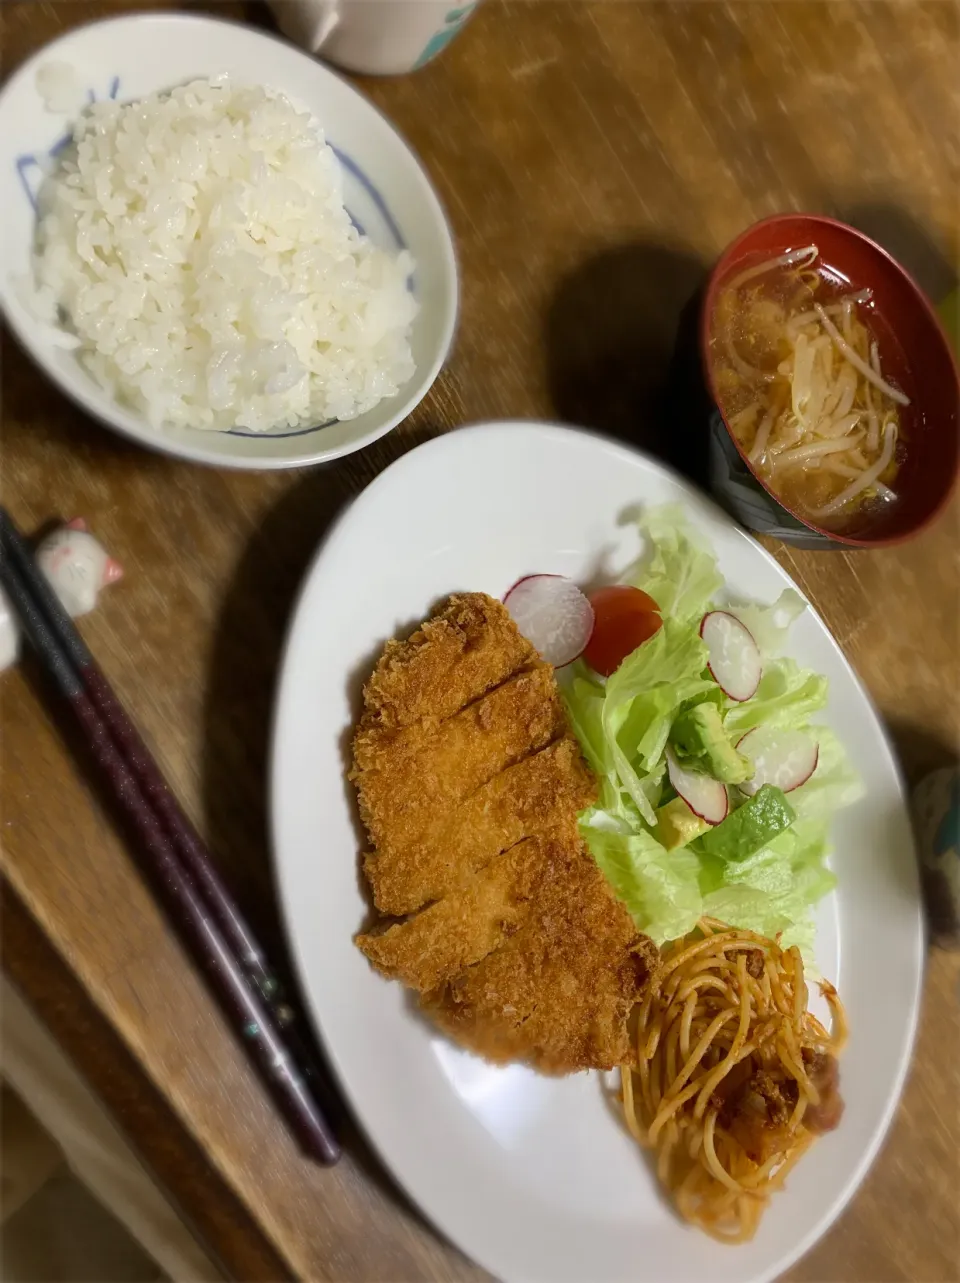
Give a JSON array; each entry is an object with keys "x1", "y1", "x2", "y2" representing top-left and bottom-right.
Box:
[
  {"x1": 33, "y1": 78, "x2": 418, "y2": 433},
  {"x1": 35, "y1": 61, "x2": 87, "y2": 115}
]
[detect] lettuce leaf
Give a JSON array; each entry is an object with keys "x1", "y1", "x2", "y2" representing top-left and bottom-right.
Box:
[
  {"x1": 789, "y1": 727, "x2": 865, "y2": 820},
  {"x1": 699, "y1": 885, "x2": 819, "y2": 957},
  {"x1": 562, "y1": 672, "x2": 643, "y2": 822},
  {"x1": 723, "y1": 657, "x2": 828, "y2": 736},
  {"x1": 563, "y1": 618, "x2": 714, "y2": 827},
  {"x1": 603, "y1": 619, "x2": 714, "y2": 769},
  {"x1": 582, "y1": 824, "x2": 703, "y2": 945},
  {"x1": 700, "y1": 824, "x2": 836, "y2": 958},
  {"x1": 563, "y1": 672, "x2": 608, "y2": 778},
  {"x1": 629, "y1": 504, "x2": 724, "y2": 624},
  {"x1": 560, "y1": 506, "x2": 859, "y2": 965},
  {"x1": 729, "y1": 589, "x2": 807, "y2": 657}
]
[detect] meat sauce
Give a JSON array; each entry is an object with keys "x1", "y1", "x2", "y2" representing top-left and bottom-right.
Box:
[{"x1": 714, "y1": 1048, "x2": 844, "y2": 1164}]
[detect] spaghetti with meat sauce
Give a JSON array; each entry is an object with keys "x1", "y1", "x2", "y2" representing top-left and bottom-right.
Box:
[{"x1": 621, "y1": 918, "x2": 846, "y2": 1242}]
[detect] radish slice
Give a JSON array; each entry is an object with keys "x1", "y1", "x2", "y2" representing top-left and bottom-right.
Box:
[
  {"x1": 737, "y1": 727, "x2": 819, "y2": 796},
  {"x1": 503, "y1": 574, "x2": 595, "y2": 667},
  {"x1": 666, "y1": 747, "x2": 728, "y2": 824},
  {"x1": 700, "y1": 611, "x2": 762, "y2": 702}
]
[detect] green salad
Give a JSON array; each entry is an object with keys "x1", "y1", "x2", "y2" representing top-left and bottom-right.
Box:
[{"x1": 562, "y1": 507, "x2": 862, "y2": 957}]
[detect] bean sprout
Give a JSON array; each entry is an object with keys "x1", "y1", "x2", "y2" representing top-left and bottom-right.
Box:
[
  {"x1": 815, "y1": 305, "x2": 910, "y2": 406},
  {"x1": 769, "y1": 433, "x2": 864, "y2": 472},
  {"x1": 810, "y1": 423, "x2": 898, "y2": 517},
  {"x1": 726, "y1": 245, "x2": 819, "y2": 294},
  {"x1": 713, "y1": 242, "x2": 907, "y2": 525}
]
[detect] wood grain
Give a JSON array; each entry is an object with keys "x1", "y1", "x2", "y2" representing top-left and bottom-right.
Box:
[{"x1": 2, "y1": 1, "x2": 958, "y2": 1279}]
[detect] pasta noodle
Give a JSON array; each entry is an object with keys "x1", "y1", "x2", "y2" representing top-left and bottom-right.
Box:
[{"x1": 621, "y1": 918, "x2": 846, "y2": 1243}]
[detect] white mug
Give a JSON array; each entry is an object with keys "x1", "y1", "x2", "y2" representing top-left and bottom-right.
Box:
[{"x1": 270, "y1": 0, "x2": 480, "y2": 75}]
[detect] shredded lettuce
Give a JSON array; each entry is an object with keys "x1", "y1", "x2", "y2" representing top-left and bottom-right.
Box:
[
  {"x1": 562, "y1": 505, "x2": 860, "y2": 963},
  {"x1": 789, "y1": 727, "x2": 865, "y2": 820},
  {"x1": 699, "y1": 826, "x2": 836, "y2": 958},
  {"x1": 729, "y1": 588, "x2": 807, "y2": 657},
  {"x1": 604, "y1": 620, "x2": 714, "y2": 774},
  {"x1": 582, "y1": 825, "x2": 702, "y2": 945},
  {"x1": 723, "y1": 658, "x2": 829, "y2": 736},
  {"x1": 628, "y1": 503, "x2": 724, "y2": 625}
]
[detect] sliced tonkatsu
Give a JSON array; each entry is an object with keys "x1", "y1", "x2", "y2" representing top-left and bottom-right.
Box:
[{"x1": 351, "y1": 592, "x2": 657, "y2": 1074}]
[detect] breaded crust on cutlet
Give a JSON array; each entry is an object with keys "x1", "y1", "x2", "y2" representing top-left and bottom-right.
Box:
[
  {"x1": 352, "y1": 592, "x2": 657, "y2": 1074},
  {"x1": 352, "y1": 663, "x2": 567, "y2": 841},
  {"x1": 359, "y1": 593, "x2": 538, "y2": 732},
  {"x1": 355, "y1": 837, "x2": 544, "y2": 992},
  {"x1": 421, "y1": 832, "x2": 660, "y2": 1074},
  {"x1": 362, "y1": 737, "x2": 597, "y2": 915}
]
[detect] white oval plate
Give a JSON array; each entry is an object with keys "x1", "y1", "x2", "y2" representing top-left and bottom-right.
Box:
[
  {"x1": 272, "y1": 423, "x2": 922, "y2": 1283},
  {"x1": 0, "y1": 13, "x2": 457, "y2": 470}
]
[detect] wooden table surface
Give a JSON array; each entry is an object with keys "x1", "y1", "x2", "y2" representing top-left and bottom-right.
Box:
[{"x1": 2, "y1": 2, "x2": 958, "y2": 1279}]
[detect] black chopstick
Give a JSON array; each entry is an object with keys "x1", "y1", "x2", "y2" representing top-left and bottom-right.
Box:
[
  {"x1": 0, "y1": 510, "x2": 297, "y2": 1024},
  {"x1": 0, "y1": 511, "x2": 339, "y2": 1165}
]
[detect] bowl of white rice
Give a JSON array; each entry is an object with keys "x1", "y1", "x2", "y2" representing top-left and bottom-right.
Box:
[{"x1": 0, "y1": 14, "x2": 458, "y2": 469}]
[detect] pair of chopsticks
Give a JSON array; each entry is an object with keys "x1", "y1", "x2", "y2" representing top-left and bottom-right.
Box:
[{"x1": 0, "y1": 509, "x2": 339, "y2": 1165}]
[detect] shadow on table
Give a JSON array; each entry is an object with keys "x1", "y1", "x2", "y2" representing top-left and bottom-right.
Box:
[
  {"x1": 885, "y1": 716, "x2": 958, "y2": 949},
  {"x1": 543, "y1": 208, "x2": 957, "y2": 497},
  {"x1": 0, "y1": 324, "x2": 155, "y2": 476},
  {"x1": 184, "y1": 0, "x2": 279, "y2": 32},
  {"x1": 200, "y1": 424, "x2": 454, "y2": 1229},
  {"x1": 544, "y1": 239, "x2": 713, "y2": 490},
  {"x1": 201, "y1": 420, "x2": 445, "y2": 958},
  {"x1": 885, "y1": 717, "x2": 958, "y2": 791}
]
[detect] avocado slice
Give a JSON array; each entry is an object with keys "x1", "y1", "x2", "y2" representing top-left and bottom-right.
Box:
[
  {"x1": 699, "y1": 785, "x2": 796, "y2": 861},
  {"x1": 655, "y1": 796, "x2": 712, "y2": 851},
  {"x1": 670, "y1": 702, "x2": 751, "y2": 785}
]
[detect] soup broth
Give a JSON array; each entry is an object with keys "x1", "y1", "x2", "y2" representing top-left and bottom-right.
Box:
[{"x1": 709, "y1": 245, "x2": 913, "y2": 532}]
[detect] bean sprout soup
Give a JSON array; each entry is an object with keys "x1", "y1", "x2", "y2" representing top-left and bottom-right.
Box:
[{"x1": 709, "y1": 245, "x2": 914, "y2": 532}]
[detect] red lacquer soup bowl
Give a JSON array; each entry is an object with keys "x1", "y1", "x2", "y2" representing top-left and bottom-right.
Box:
[{"x1": 702, "y1": 214, "x2": 959, "y2": 548}]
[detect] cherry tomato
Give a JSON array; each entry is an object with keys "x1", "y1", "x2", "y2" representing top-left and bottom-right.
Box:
[{"x1": 583, "y1": 585, "x2": 662, "y2": 677}]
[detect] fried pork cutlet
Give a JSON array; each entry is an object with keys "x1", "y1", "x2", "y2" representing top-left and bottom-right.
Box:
[
  {"x1": 422, "y1": 830, "x2": 660, "y2": 1073},
  {"x1": 359, "y1": 593, "x2": 539, "y2": 732},
  {"x1": 353, "y1": 664, "x2": 567, "y2": 851},
  {"x1": 362, "y1": 737, "x2": 596, "y2": 915},
  {"x1": 352, "y1": 591, "x2": 657, "y2": 1074},
  {"x1": 356, "y1": 837, "x2": 544, "y2": 992}
]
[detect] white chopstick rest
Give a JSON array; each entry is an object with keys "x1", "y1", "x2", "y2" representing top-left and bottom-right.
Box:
[{"x1": 0, "y1": 519, "x2": 123, "y2": 672}]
